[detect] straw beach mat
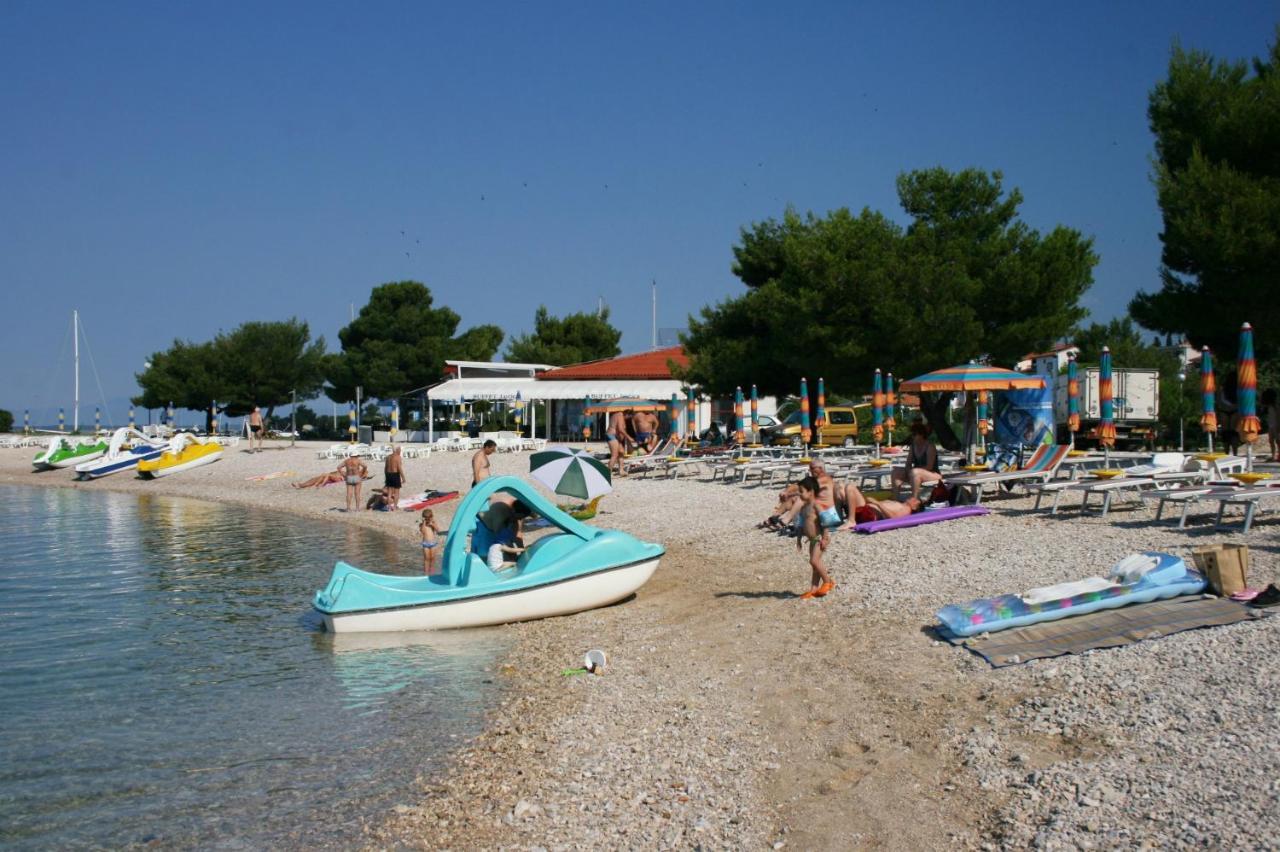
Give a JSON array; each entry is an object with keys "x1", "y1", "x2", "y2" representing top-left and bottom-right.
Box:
[{"x1": 940, "y1": 596, "x2": 1263, "y2": 668}]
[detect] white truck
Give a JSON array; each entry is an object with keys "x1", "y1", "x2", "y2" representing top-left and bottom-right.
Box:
[{"x1": 1052, "y1": 367, "x2": 1160, "y2": 448}]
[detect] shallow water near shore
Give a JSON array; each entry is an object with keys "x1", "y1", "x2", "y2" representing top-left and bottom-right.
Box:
[{"x1": 0, "y1": 485, "x2": 507, "y2": 849}]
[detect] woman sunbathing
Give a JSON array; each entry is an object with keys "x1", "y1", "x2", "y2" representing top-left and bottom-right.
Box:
[
  {"x1": 842, "y1": 484, "x2": 922, "y2": 530},
  {"x1": 293, "y1": 468, "x2": 345, "y2": 489}
]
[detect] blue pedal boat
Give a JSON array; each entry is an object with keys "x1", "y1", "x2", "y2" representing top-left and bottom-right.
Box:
[{"x1": 314, "y1": 476, "x2": 664, "y2": 632}]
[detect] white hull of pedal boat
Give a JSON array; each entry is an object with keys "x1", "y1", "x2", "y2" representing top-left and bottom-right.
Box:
[{"x1": 321, "y1": 556, "x2": 659, "y2": 633}]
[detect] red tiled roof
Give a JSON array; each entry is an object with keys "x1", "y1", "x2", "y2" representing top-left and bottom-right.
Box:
[{"x1": 538, "y1": 346, "x2": 689, "y2": 380}]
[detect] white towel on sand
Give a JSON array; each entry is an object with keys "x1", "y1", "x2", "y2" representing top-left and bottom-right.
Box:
[{"x1": 1021, "y1": 576, "x2": 1117, "y2": 605}]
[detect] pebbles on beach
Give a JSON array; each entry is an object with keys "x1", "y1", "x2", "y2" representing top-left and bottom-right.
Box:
[{"x1": 5, "y1": 441, "x2": 1277, "y2": 849}]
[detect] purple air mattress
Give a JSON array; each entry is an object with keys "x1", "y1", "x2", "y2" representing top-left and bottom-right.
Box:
[{"x1": 851, "y1": 505, "x2": 989, "y2": 534}]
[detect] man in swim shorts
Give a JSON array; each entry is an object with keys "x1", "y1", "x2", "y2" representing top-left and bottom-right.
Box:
[
  {"x1": 471, "y1": 439, "x2": 496, "y2": 488},
  {"x1": 248, "y1": 406, "x2": 265, "y2": 452},
  {"x1": 806, "y1": 461, "x2": 845, "y2": 530},
  {"x1": 607, "y1": 410, "x2": 635, "y2": 475},
  {"x1": 631, "y1": 410, "x2": 658, "y2": 452},
  {"x1": 384, "y1": 445, "x2": 405, "y2": 506}
]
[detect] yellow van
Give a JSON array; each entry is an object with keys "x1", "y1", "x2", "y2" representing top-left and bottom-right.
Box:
[{"x1": 761, "y1": 405, "x2": 860, "y2": 447}]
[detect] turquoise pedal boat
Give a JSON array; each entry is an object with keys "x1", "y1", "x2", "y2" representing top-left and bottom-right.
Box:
[{"x1": 314, "y1": 476, "x2": 664, "y2": 632}]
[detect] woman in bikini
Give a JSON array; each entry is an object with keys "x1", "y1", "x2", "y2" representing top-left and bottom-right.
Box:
[
  {"x1": 842, "y1": 484, "x2": 921, "y2": 530},
  {"x1": 420, "y1": 508, "x2": 441, "y2": 575}
]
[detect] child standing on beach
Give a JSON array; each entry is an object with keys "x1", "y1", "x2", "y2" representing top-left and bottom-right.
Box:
[
  {"x1": 794, "y1": 476, "x2": 835, "y2": 599},
  {"x1": 419, "y1": 509, "x2": 441, "y2": 575}
]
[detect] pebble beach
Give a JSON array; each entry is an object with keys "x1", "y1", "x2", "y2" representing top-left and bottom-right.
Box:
[{"x1": 4, "y1": 438, "x2": 1278, "y2": 849}]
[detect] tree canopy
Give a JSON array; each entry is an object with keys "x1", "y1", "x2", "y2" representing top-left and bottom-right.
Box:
[
  {"x1": 324, "y1": 281, "x2": 505, "y2": 402},
  {"x1": 504, "y1": 305, "x2": 622, "y2": 365},
  {"x1": 1130, "y1": 30, "x2": 1280, "y2": 365},
  {"x1": 134, "y1": 319, "x2": 327, "y2": 425},
  {"x1": 682, "y1": 167, "x2": 1097, "y2": 410}
]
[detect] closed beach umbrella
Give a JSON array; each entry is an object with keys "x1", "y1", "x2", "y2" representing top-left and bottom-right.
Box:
[
  {"x1": 1238, "y1": 323, "x2": 1261, "y2": 468},
  {"x1": 750, "y1": 384, "x2": 759, "y2": 435},
  {"x1": 686, "y1": 387, "x2": 696, "y2": 438},
  {"x1": 348, "y1": 402, "x2": 357, "y2": 442},
  {"x1": 1200, "y1": 346, "x2": 1217, "y2": 451},
  {"x1": 1067, "y1": 355, "x2": 1081, "y2": 443},
  {"x1": 392, "y1": 401, "x2": 401, "y2": 439},
  {"x1": 530, "y1": 445, "x2": 613, "y2": 501},
  {"x1": 1098, "y1": 346, "x2": 1117, "y2": 453},
  {"x1": 24, "y1": 409, "x2": 30, "y2": 434},
  {"x1": 815, "y1": 377, "x2": 827, "y2": 444},
  {"x1": 128, "y1": 406, "x2": 135, "y2": 430},
  {"x1": 167, "y1": 401, "x2": 174, "y2": 429},
  {"x1": 1238, "y1": 324, "x2": 1261, "y2": 441},
  {"x1": 59, "y1": 407, "x2": 65, "y2": 432},
  {"x1": 885, "y1": 373, "x2": 897, "y2": 431},
  {"x1": 511, "y1": 392, "x2": 522, "y2": 430},
  {"x1": 581, "y1": 395, "x2": 592, "y2": 440},
  {"x1": 95, "y1": 406, "x2": 101, "y2": 433},
  {"x1": 669, "y1": 393, "x2": 681, "y2": 438},
  {"x1": 734, "y1": 386, "x2": 745, "y2": 443},
  {"x1": 799, "y1": 377, "x2": 811, "y2": 446},
  {"x1": 872, "y1": 369, "x2": 884, "y2": 445},
  {"x1": 977, "y1": 391, "x2": 991, "y2": 436}
]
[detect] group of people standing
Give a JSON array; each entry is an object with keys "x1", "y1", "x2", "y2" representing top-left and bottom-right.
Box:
[{"x1": 605, "y1": 408, "x2": 663, "y2": 475}]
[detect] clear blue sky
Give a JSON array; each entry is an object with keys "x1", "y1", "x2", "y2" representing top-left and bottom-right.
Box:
[{"x1": 2, "y1": 1, "x2": 1274, "y2": 423}]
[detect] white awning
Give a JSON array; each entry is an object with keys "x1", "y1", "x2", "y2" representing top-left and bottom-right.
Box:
[
  {"x1": 426, "y1": 378, "x2": 538, "y2": 402},
  {"x1": 427, "y1": 377, "x2": 686, "y2": 402},
  {"x1": 532, "y1": 379, "x2": 685, "y2": 400}
]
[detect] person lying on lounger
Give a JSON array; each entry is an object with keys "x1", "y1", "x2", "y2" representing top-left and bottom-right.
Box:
[{"x1": 842, "y1": 484, "x2": 922, "y2": 530}]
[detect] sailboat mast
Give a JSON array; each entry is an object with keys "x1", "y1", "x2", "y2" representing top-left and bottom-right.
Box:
[{"x1": 73, "y1": 310, "x2": 80, "y2": 433}]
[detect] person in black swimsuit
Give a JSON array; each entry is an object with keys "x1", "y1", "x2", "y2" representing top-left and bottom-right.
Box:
[{"x1": 891, "y1": 420, "x2": 942, "y2": 501}]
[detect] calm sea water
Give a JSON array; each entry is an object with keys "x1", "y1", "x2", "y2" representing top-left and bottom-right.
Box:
[{"x1": 0, "y1": 486, "x2": 508, "y2": 849}]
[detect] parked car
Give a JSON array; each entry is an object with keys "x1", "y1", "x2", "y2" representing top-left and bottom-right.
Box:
[
  {"x1": 699, "y1": 414, "x2": 778, "y2": 444},
  {"x1": 761, "y1": 406, "x2": 860, "y2": 447}
]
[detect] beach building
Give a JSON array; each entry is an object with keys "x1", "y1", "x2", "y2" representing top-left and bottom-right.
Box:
[{"x1": 419, "y1": 346, "x2": 777, "y2": 442}]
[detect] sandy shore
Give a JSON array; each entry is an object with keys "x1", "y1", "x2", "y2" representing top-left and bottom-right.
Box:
[{"x1": 4, "y1": 438, "x2": 1278, "y2": 849}]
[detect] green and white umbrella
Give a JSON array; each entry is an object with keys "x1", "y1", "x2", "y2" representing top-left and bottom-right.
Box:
[{"x1": 529, "y1": 446, "x2": 613, "y2": 500}]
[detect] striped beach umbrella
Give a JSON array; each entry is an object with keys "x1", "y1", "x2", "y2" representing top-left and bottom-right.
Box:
[
  {"x1": 1238, "y1": 323, "x2": 1261, "y2": 444},
  {"x1": 799, "y1": 377, "x2": 811, "y2": 446},
  {"x1": 686, "y1": 387, "x2": 696, "y2": 438},
  {"x1": 1200, "y1": 346, "x2": 1217, "y2": 451},
  {"x1": 1098, "y1": 346, "x2": 1117, "y2": 450},
  {"x1": 977, "y1": 391, "x2": 991, "y2": 436},
  {"x1": 392, "y1": 401, "x2": 401, "y2": 439},
  {"x1": 669, "y1": 393, "x2": 681, "y2": 439},
  {"x1": 884, "y1": 373, "x2": 897, "y2": 432},
  {"x1": 872, "y1": 369, "x2": 884, "y2": 444},
  {"x1": 815, "y1": 377, "x2": 827, "y2": 444},
  {"x1": 750, "y1": 384, "x2": 759, "y2": 441},
  {"x1": 59, "y1": 407, "x2": 65, "y2": 432},
  {"x1": 900, "y1": 363, "x2": 1045, "y2": 392},
  {"x1": 530, "y1": 446, "x2": 613, "y2": 501},
  {"x1": 1067, "y1": 355, "x2": 1081, "y2": 442},
  {"x1": 348, "y1": 401, "x2": 357, "y2": 441},
  {"x1": 734, "y1": 386, "x2": 745, "y2": 443}
]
